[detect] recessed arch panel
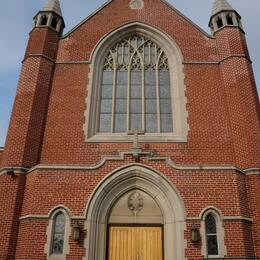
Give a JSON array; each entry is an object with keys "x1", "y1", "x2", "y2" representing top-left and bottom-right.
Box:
[{"x1": 83, "y1": 164, "x2": 187, "y2": 260}]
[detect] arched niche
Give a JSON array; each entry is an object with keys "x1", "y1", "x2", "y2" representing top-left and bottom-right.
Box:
[
  {"x1": 109, "y1": 190, "x2": 163, "y2": 224},
  {"x1": 83, "y1": 164, "x2": 187, "y2": 260}
]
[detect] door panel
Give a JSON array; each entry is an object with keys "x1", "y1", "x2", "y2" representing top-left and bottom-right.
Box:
[
  {"x1": 108, "y1": 226, "x2": 163, "y2": 260},
  {"x1": 137, "y1": 227, "x2": 163, "y2": 260},
  {"x1": 109, "y1": 227, "x2": 137, "y2": 260}
]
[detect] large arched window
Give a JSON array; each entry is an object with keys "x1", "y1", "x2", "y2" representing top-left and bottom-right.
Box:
[
  {"x1": 99, "y1": 35, "x2": 173, "y2": 133},
  {"x1": 85, "y1": 23, "x2": 188, "y2": 142}
]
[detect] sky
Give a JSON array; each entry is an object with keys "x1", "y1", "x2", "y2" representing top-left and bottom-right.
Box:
[{"x1": 0, "y1": 0, "x2": 259, "y2": 147}]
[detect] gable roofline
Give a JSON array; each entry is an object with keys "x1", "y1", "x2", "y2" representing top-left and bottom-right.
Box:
[
  {"x1": 62, "y1": 0, "x2": 213, "y2": 39},
  {"x1": 62, "y1": 0, "x2": 113, "y2": 38},
  {"x1": 161, "y1": 0, "x2": 213, "y2": 38}
]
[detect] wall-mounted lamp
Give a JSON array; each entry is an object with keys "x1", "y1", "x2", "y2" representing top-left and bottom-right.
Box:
[
  {"x1": 191, "y1": 225, "x2": 200, "y2": 242},
  {"x1": 73, "y1": 222, "x2": 81, "y2": 241}
]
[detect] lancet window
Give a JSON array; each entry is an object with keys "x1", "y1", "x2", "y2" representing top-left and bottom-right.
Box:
[
  {"x1": 51, "y1": 212, "x2": 66, "y2": 254},
  {"x1": 205, "y1": 213, "x2": 219, "y2": 256}
]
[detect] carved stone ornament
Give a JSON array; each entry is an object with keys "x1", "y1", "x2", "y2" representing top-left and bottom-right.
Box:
[
  {"x1": 129, "y1": 0, "x2": 144, "y2": 10},
  {"x1": 128, "y1": 191, "x2": 144, "y2": 215}
]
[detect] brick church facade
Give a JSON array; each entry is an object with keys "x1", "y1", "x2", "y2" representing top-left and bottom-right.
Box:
[{"x1": 0, "y1": 0, "x2": 259, "y2": 259}]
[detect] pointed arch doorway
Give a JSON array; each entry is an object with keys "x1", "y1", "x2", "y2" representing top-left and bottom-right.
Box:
[
  {"x1": 108, "y1": 190, "x2": 164, "y2": 260},
  {"x1": 83, "y1": 165, "x2": 187, "y2": 260}
]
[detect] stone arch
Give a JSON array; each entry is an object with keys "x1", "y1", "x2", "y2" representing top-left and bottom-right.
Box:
[
  {"x1": 83, "y1": 164, "x2": 187, "y2": 260},
  {"x1": 84, "y1": 21, "x2": 188, "y2": 142}
]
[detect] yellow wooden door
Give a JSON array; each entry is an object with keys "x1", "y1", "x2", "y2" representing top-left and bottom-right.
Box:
[{"x1": 108, "y1": 226, "x2": 163, "y2": 260}]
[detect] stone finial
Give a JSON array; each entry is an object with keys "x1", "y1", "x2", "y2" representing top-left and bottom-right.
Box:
[
  {"x1": 43, "y1": 0, "x2": 63, "y2": 17},
  {"x1": 209, "y1": 0, "x2": 242, "y2": 34},
  {"x1": 33, "y1": 0, "x2": 65, "y2": 34},
  {"x1": 211, "y1": 0, "x2": 234, "y2": 16}
]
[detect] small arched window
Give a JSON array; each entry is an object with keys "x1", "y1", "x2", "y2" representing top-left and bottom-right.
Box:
[
  {"x1": 40, "y1": 15, "x2": 48, "y2": 26},
  {"x1": 51, "y1": 212, "x2": 66, "y2": 254},
  {"x1": 99, "y1": 35, "x2": 173, "y2": 133},
  {"x1": 51, "y1": 17, "x2": 58, "y2": 29},
  {"x1": 205, "y1": 213, "x2": 219, "y2": 256},
  {"x1": 226, "y1": 14, "x2": 234, "y2": 25},
  {"x1": 45, "y1": 208, "x2": 71, "y2": 259},
  {"x1": 216, "y1": 17, "x2": 223, "y2": 28},
  {"x1": 201, "y1": 208, "x2": 226, "y2": 258}
]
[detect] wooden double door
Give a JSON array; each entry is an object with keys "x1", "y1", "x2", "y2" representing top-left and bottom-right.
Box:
[{"x1": 108, "y1": 226, "x2": 163, "y2": 260}]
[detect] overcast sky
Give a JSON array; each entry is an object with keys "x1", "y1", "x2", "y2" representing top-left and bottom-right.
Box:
[{"x1": 0, "y1": 0, "x2": 259, "y2": 147}]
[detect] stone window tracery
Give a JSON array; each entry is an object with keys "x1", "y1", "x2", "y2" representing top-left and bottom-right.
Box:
[{"x1": 99, "y1": 35, "x2": 173, "y2": 133}]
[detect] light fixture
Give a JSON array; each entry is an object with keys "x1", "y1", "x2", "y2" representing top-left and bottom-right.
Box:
[
  {"x1": 73, "y1": 222, "x2": 81, "y2": 241},
  {"x1": 191, "y1": 225, "x2": 200, "y2": 242}
]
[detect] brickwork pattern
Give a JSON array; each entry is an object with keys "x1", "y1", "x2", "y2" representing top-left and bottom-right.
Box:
[
  {"x1": 0, "y1": 0, "x2": 259, "y2": 259},
  {"x1": 14, "y1": 158, "x2": 255, "y2": 259}
]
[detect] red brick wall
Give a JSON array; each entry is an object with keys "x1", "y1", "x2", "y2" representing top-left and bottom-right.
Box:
[
  {"x1": 247, "y1": 175, "x2": 260, "y2": 255},
  {"x1": 14, "y1": 157, "x2": 255, "y2": 259},
  {"x1": 1, "y1": 0, "x2": 259, "y2": 259},
  {"x1": 0, "y1": 174, "x2": 26, "y2": 259},
  {"x1": 216, "y1": 28, "x2": 260, "y2": 169},
  {"x1": 2, "y1": 28, "x2": 59, "y2": 168}
]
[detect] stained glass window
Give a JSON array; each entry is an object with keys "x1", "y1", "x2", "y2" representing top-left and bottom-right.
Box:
[
  {"x1": 99, "y1": 35, "x2": 173, "y2": 133},
  {"x1": 205, "y1": 213, "x2": 219, "y2": 256},
  {"x1": 51, "y1": 212, "x2": 65, "y2": 254}
]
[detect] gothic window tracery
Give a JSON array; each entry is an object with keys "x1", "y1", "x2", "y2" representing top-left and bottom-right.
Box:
[{"x1": 99, "y1": 35, "x2": 173, "y2": 133}]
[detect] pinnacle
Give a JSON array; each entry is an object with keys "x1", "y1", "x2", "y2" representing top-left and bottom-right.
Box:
[
  {"x1": 211, "y1": 0, "x2": 234, "y2": 16},
  {"x1": 43, "y1": 0, "x2": 62, "y2": 17}
]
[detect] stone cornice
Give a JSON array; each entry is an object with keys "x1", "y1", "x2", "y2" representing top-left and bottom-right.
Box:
[
  {"x1": 0, "y1": 150, "x2": 259, "y2": 176},
  {"x1": 187, "y1": 216, "x2": 253, "y2": 223},
  {"x1": 20, "y1": 55, "x2": 251, "y2": 66},
  {"x1": 20, "y1": 214, "x2": 253, "y2": 222},
  {"x1": 22, "y1": 54, "x2": 56, "y2": 64}
]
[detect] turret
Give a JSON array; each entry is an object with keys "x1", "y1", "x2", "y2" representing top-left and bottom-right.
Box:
[
  {"x1": 209, "y1": 0, "x2": 243, "y2": 34},
  {"x1": 2, "y1": 0, "x2": 64, "y2": 168},
  {"x1": 208, "y1": 0, "x2": 259, "y2": 170},
  {"x1": 34, "y1": 0, "x2": 65, "y2": 35}
]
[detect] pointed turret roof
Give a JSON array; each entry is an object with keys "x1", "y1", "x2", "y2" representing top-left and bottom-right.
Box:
[
  {"x1": 43, "y1": 0, "x2": 62, "y2": 17},
  {"x1": 211, "y1": 0, "x2": 234, "y2": 16}
]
